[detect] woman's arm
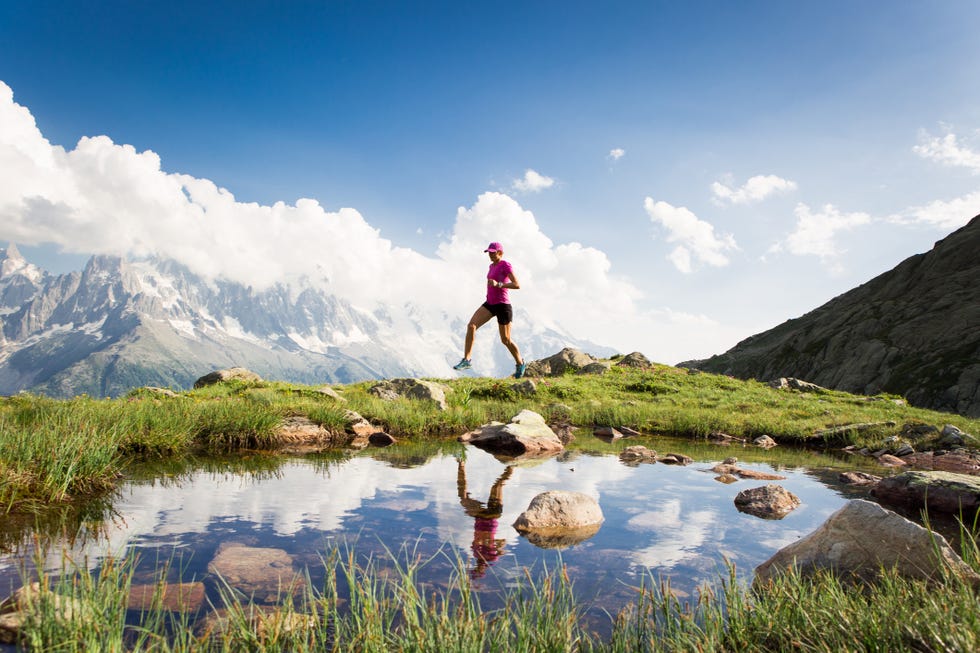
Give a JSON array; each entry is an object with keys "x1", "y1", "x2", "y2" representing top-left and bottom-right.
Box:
[{"x1": 498, "y1": 271, "x2": 520, "y2": 290}]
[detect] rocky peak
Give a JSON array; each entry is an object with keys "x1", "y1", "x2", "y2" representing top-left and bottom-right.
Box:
[{"x1": 686, "y1": 215, "x2": 980, "y2": 417}]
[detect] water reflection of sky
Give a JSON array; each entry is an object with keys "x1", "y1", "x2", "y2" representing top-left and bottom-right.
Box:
[{"x1": 1, "y1": 442, "x2": 858, "y2": 619}]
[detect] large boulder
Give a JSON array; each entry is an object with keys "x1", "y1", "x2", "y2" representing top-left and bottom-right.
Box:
[
  {"x1": 461, "y1": 410, "x2": 564, "y2": 457},
  {"x1": 872, "y1": 470, "x2": 980, "y2": 514},
  {"x1": 525, "y1": 348, "x2": 599, "y2": 377},
  {"x1": 754, "y1": 499, "x2": 980, "y2": 587},
  {"x1": 734, "y1": 484, "x2": 800, "y2": 519},
  {"x1": 369, "y1": 378, "x2": 451, "y2": 410},
  {"x1": 193, "y1": 367, "x2": 262, "y2": 388},
  {"x1": 513, "y1": 491, "x2": 604, "y2": 548}
]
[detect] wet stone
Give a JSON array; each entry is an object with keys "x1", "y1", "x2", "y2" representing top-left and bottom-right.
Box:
[{"x1": 207, "y1": 544, "x2": 303, "y2": 603}]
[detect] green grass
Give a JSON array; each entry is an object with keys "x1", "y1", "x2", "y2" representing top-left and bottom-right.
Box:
[
  {"x1": 8, "y1": 532, "x2": 980, "y2": 652},
  {"x1": 2, "y1": 363, "x2": 979, "y2": 514}
]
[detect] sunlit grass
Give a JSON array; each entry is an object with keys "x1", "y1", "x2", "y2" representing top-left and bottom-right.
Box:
[{"x1": 9, "y1": 528, "x2": 980, "y2": 652}]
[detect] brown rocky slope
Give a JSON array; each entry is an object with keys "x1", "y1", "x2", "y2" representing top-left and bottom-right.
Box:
[{"x1": 683, "y1": 215, "x2": 980, "y2": 417}]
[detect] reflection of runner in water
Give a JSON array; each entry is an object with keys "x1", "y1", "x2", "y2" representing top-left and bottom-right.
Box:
[{"x1": 456, "y1": 458, "x2": 514, "y2": 579}]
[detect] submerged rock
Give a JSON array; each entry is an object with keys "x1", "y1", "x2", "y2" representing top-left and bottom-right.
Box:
[
  {"x1": 754, "y1": 499, "x2": 980, "y2": 587},
  {"x1": 127, "y1": 582, "x2": 206, "y2": 612},
  {"x1": 207, "y1": 543, "x2": 303, "y2": 603}
]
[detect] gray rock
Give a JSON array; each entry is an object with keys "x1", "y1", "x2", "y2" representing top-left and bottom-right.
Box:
[
  {"x1": 753, "y1": 435, "x2": 777, "y2": 448},
  {"x1": 462, "y1": 410, "x2": 564, "y2": 457},
  {"x1": 369, "y1": 378, "x2": 451, "y2": 410},
  {"x1": 593, "y1": 426, "x2": 623, "y2": 440},
  {"x1": 343, "y1": 410, "x2": 377, "y2": 437},
  {"x1": 368, "y1": 432, "x2": 397, "y2": 447},
  {"x1": 619, "y1": 445, "x2": 657, "y2": 463},
  {"x1": 193, "y1": 367, "x2": 262, "y2": 388},
  {"x1": 578, "y1": 362, "x2": 611, "y2": 375},
  {"x1": 511, "y1": 379, "x2": 537, "y2": 396},
  {"x1": 513, "y1": 491, "x2": 604, "y2": 543},
  {"x1": 525, "y1": 348, "x2": 599, "y2": 377},
  {"x1": 615, "y1": 352, "x2": 652, "y2": 368},
  {"x1": 734, "y1": 484, "x2": 800, "y2": 519},
  {"x1": 872, "y1": 470, "x2": 980, "y2": 513},
  {"x1": 315, "y1": 386, "x2": 346, "y2": 402},
  {"x1": 769, "y1": 377, "x2": 827, "y2": 393},
  {"x1": 894, "y1": 444, "x2": 915, "y2": 457},
  {"x1": 660, "y1": 453, "x2": 693, "y2": 465},
  {"x1": 839, "y1": 471, "x2": 881, "y2": 485},
  {"x1": 754, "y1": 499, "x2": 980, "y2": 587}
]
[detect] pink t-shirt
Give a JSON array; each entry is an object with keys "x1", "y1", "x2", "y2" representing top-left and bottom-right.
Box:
[{"x1": 486, "y1": 260, "x2": 513, "y2": 304}]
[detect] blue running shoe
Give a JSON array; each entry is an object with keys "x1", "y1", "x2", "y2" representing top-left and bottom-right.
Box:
[
  {"x1": 514, "y1": 362, "x2": 527, "y2": 379},
  {"x1": 453, "y1": 358, "x2": 472, "y2": 371}
]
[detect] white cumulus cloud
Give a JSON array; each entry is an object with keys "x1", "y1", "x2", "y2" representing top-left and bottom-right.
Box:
[
  {"x1": 711, "y1": 174, "x2": 797, "y2": 205},
  {"x1": 769, "y1": 203, "x2": 871, "y2": 272},
  {"x1": 511, "y1": 168, "x2": 555, "y2": 193},
  {"x1": 913, "y1": 129, "x2": 980, "y2": 173},
  {"x1": 887, "y1": 190, "x2": 980, "y2": 231},
  {"x1": 0, "y1": 81, "x2": 658, "y2": 362},
  {"x1": 643, "y1": 198, "x2": 738, "y2": 273}
]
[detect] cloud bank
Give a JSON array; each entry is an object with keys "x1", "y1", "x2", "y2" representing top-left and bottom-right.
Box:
[{"x1": 0, "y1": 82, "x2": 662, "y2": 358}]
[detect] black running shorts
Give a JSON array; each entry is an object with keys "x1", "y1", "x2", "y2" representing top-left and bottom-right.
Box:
[{"x1": 482, "y1": 302, "x2": 513, "y2": 325}]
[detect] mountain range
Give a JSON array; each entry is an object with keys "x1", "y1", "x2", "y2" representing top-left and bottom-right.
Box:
[
  {"x1": 0, "y1": 245, "x2": 611, "y2": 397},
  {"x1": 684, "y1": 214, "x2": 980, "y2": 417}
]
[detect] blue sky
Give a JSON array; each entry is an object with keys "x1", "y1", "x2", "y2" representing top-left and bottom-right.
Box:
[{"x1": 2, "y1": 1, "x2": 979, "y2": 364}]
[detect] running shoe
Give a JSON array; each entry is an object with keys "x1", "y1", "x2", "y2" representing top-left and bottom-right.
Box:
[
  {"x1": 514, "y1": 362, "x2": 527, "y2": 379},
  {"x1": 453, "y1": 358, "x2": 473, "y2": 370}
]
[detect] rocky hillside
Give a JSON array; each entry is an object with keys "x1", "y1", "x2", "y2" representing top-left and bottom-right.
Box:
[
  {"x1": 684, "y1": 215, "x2": 980, "y2": 417},
  {"x1": 0, "y1": 247, "x2": 612, "y2": 398}
]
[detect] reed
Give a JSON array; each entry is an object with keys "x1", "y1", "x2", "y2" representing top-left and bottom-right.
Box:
[{"x1": 8, "y1": 529, "x2": 980, "y2": 652}]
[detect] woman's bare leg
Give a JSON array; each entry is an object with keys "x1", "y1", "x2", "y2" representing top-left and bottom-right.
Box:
[
  {"x1": 498, "y1": 322, "x2": 523, "y2": 364},
  {"x1": 464, "y1": 306, "x2": 494, "y2": 359}
]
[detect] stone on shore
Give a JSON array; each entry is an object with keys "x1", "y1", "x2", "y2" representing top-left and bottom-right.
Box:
[
  {"x1": 369, "y1": 378, "x2": 451, "y2": 411},
  {"x1": 872, "y1": 470, "x2": 980, "y2": 514},
  {"x1": 754, "y1": 499, "x2": 980, "y2": 587},
  {"x1": 461, "y1": 410, "x2": 564, "y2": 457}
]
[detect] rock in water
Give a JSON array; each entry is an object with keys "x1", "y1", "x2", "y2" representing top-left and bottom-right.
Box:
[{"x1": 513, "y1": 491, "x2": 604, "y2": 548}]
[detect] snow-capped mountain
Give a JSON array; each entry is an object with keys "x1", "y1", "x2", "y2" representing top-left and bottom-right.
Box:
[{"x1": 0, "y1": 245, "x2": 614, "y2": 397}]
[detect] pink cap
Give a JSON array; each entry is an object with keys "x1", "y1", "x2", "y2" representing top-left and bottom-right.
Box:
[{"x1": 484, "y1": 242, "x2": 503, "y2": 252}]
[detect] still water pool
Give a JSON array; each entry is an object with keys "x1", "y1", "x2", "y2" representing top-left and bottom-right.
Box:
[{"x1": 0, "y1": 435, "x2": 890, "y2": 634}]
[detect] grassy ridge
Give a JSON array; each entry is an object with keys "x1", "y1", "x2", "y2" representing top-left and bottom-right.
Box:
[{"x1": 2, "y1": 363, "x2": 979, "y2": 513}]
